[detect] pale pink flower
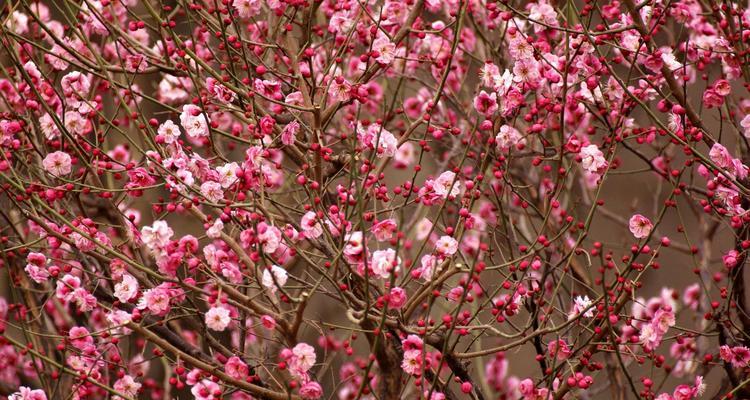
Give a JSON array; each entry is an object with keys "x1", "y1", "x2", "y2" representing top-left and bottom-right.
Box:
[
  {"x1": 216, "y1": 162, "x2": 240, "y2": 188},
  {"x1": 63, "y1": 110, "x2": 88, "y2": 136},
  {"x1": 43, "y1": 151, "x2": 72, "y2": 176},
  {"x1": 401, "y1": 349, "x2": 423, "y2": 375},
  {"x1": 343, "y1": 231, "x2": 364, "y2": 264},
  {"x1": 137, "y1": 287, "x2": 172, "y2": 316},
  {"x1": 682, "y1": 283, "x2": 701, "y2": 311},
  {"x1": 435, "y1": 235, "x2": 458, "y2": 256},
  {"x1": 61, "y1": 71, "x2": 91, "y2": 98},
  {"x1": 206, "y1": 218, "x2": 224, "y2": 239},
  {"x1": 371, "y1": 219, "x2": 397, "y2": 241},
  {"x1": 372, "y1": 36, "x2": 396, "y2": 65},
  {"x1": 447, "y1": 286, "x2": 464, "y2": 302},
  {"x1": 55, "y1": 274, "x2": 81, "y2": 302},
  {"x1": 205, "y1": 306, "x2": 232, "y2": 331},
  {"x1": 191, "y1": 379, "x2": 220, "y2": 400},
  {"x1": 394, "y1": 142, "x2": 416, "y2": 168},
  {"x1": 9, "y1": 387, "x2": 47, "y2": 400},
  {"x1": 495, "y1": 125, "x2": 524, "y2": 152},
  {"x1": 652, "y1": 307, "x2": 676, "y2": 333},
  {"x1": 432, "y1": 171, "x2": 461, "y2": 198},
  {"x1": 416, "y1": 218, "x2": 434, "y2": 241},
  {"x1": 740, "y1": 114, "x2": 750, "y2": 138},
  {"x1": 179, "y1": 104, "x2": 209, "y2": 139},
  {"x1": 158, "y1": 75, "x2": 190, "y2": 103},
  {"x1": 370, "y1": 248, "x2": 399, "y2": 279},
  {"x1": 375, "y1": 130, "x2": 398, "y2": 158},
  {"x1": 113, "y1": 375, "x2": 141, "y2": 398},
  {"x1": 415, "y1": 254, "x2": 438, "y2": 281},
  {"x1": 547, "y1": 339, "x2": 571, "y2": 360},
  {"x1": 206, "y1": 77, "x2": 236, "y2": 104},
  {"x1": 25, "y1": 263, "x2": 49, "y2": 284},
  {"x1": 330, "y1": 77, "x2": 351, "y2": 102},
  {"x1": 639, "y1": 323, "x2": 663, "y2": 351},
  {"x1": 289, "y1": 342, "x2": 316, "y2": 376},
  {"x1": 114, "y1": 274, "x2": 139, "y2": 303},
  {"x1": 157, "y1": 120, "x2": 181, "y2": 144},
  {"x1": 628, "y1": 214, "x2": 653, "y2": 239},
  {"x1": 233, "y1": 0, "x2": 261, "y2": 18},
  {"x1": 70, "y1": 288, "x2": 97, "y2": 312},
  {"x1": 257, "y1": 223, "x2": 282, "y2": 254},
  {"x1": 141, "y1": 220, "x2": 174, "y2": 254},
  {"x1": 6, "y1": 11, "x2": 29, "y2": 35},
  {"x1": 68, "y1": 326, "x2": 93, "y2": 350},
  {"x1": 281, "y1": 121, "x2": 299, "y2": 145},
  {"x1": 569, "y1": 295, "x2": 594, "y2": 319},
  {"x1": 301, "y1": 211, "x2": 323, "y2": 239},
  {"x1": 579, "y1": 144, "x2": 607, "y2": 174},
  {"x1": 261, "y1": 265, "x2": 288, "y2": 293},
  {"x1": 709, "y1": 143, "x2": 732, "y2": 169},
  {"x1": 25, "y1": 252, "x2": 49, "y2": 283},
  {"x1": 39, "y1": 114, "x2": 59, "y2": 139}
]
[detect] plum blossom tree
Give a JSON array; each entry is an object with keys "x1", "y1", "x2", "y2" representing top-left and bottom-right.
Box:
[{"x1": 2, "y1": 0, "x2": 750, "y2": 399}]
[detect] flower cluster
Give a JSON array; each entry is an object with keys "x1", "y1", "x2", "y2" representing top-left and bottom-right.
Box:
[{"x1": 3, "y1": 0, "x2": 750, "y2": 399}]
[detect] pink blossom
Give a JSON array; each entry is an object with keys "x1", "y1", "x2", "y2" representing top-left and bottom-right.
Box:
[
  {"x1": 371, "y1": 219, "x2": 397, "y2": 241},
  {"x1": 225, "y1": 356, "x2": 249, "y2": 380},
  {"x1": 370, "y1": 248, "x2": 399, "y2": 279},
  {"x1": 191, "y1": 379, "x2": 221, "y2": 400},
  {"x1": 719, "y1": 345, "x2": 750, "y2": 368},
  {"x1": 474, "y1": 90, "x2": 498, "y2": 116},
  {"x1": 113, "y1": 375, "x2": 141, "y2": 398},
  {"x1": 25, "y1": 252, "x2": 49, "y2": 284},
  {"x1": 114, "y1": 274, "x2": 139, "y2": 303},
  {"x1": 68, "y1": 326, "x2": 94, "y2": 350},
  {"x1": 289, "y1": 343, "x2": 316, "y2": 378},
  {"x1": 435, "y1": 235, "x2": 458, "y2": 256},
  {"x1": 9, "y1": 387, "x2": 47, "y2": 400},
  {"x1": 579, "y1": 144, "x2": 607, "y2": 174},
  {"x1": 261, "y1": 315, "x2": 277, "y2": 330},
  {"x1": 740, "y1": 114, "x2": 750, "y2": 138},
  {"x1": 372, "y1": 36, "x2": 396, "y2": 65},
  {"x1": 261, "y1": 265, "x2": 288, "y2": 293},
  {"x1": 299, "y1": 381, "x2": 323, "y2": 399},
  {"x1": 682, "y1": 283, "x2": 701, "y2": 311},
  {"x1": 723, "y1": 249, "x2": 740, "y2": 268},
  {"x1": 495, "y1": 125, "x2": 524, "y2": 152},
  {"x1": 343, "y1": 231, "x2": 364, "y2": 264},
  {"x1": 200, "y1": 181, "x2": 225, "y2": 203},
  {"x1": 388, "y1": 287, "x2": 407, "y2": 309},
  {"x1": 569, "y1": 295, "x2": 594, "y2": 319},
  {"x1": 137, "y1": 287, "x2": 172, "y2": 316},
  {"x1": 205, "y1": 306, "x2": 232, "y2": 331},
  {"x1": 42, "y1": 151, "x2": 72, "y2": 176},
  {"x1": 281, "y1": 121, "x2": 300, "y2": 145},
  {"x1": 233, "y1": 0, "x2": 261, "y2": 18},
  {"x1": 547, "y1": 339, "x2": 572, "y2": 360},
  {"x1": 206, "y1": 77, "x2": 236, "y2": 104},
  {"x1": 180, "y1": 104, "x2": 209, "y2": 139},
  {"x1": 401, "y1": 349, "x2": 423, "y2": 375},
  {"x1": 709, "y1": 143, "x2": 733, "y2": 169},
  {"x1": 301, "y1": 211, "x2": 323, "y2": 239},
  {"x1": 431, "y1": 171, "x2": 461, "y2": 199},
  {"x1": 628, "y1": 214, "x2": 653, "y2": 239}
]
